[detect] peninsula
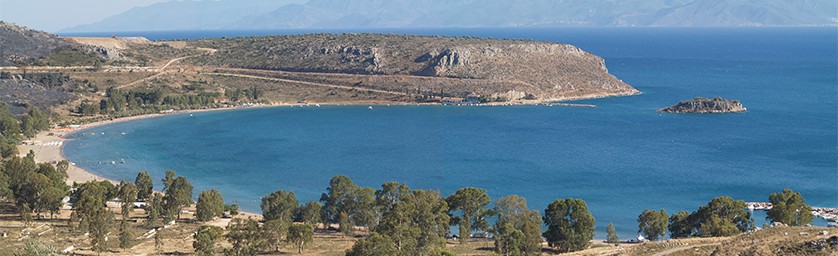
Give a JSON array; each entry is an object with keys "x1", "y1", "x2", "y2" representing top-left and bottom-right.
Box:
[
  {"x1": 0, "y1": 21, "x2": 638, "y2": 123},
  {"x1": 658, "y1": 97, "x2": 746, "y2": 114}
]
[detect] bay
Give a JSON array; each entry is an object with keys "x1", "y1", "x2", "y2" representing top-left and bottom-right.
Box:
[{"x1": 63, "y1": 27, "x2": 838, "y2": 238}]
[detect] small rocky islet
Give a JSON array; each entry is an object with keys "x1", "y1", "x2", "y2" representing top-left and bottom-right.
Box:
[{"x1": 658, "y1": 97, "x2": 746, "y2": 113}]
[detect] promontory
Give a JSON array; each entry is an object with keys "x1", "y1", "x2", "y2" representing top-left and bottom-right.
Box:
[
  {"x1": 658, "y1": 97, "x2": 746, "y2": 113},
  {"x1": 0, "y1": 22, "x2": 638, "y2": 121}
]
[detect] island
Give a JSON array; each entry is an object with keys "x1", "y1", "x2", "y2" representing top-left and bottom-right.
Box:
[{"x1": 658, "y1": 97, "x2": 746, "y2": 113}]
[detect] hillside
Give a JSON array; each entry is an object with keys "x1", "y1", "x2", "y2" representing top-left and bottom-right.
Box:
[
  {"x1": 63, "y1": 0, "x2": 838, "y2": 32},
  {"x1": 0, "y1": 22, "x2": 639, "y2": 123},
  {"x1": 190, "y1": 34, "x2": 638, "y2": 102},
  {"x1": 0, "y1": 22, "x2": 71, "y2": 66}
]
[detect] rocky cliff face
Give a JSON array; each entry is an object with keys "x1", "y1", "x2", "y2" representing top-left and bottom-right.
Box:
[
  {"x1": 191, "y1": 34, "x2": 638, "y2": 102},
  {"x1": 658, "y1": 97, "x2": 746, "y2": 113}
]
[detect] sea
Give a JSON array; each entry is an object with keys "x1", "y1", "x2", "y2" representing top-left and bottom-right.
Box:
[{"x1": 61, "y1": 27, "x2": 838, "y2": 238}]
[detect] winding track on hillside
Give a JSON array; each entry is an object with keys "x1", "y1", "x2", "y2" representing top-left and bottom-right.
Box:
[{"x1": 116, "y1": 48, "x2": 217, "y2": 89}]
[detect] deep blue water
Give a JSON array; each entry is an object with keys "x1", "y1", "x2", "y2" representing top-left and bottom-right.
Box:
[{"x1": 63, "y1": 28, "x2": 837, "y2": 238}]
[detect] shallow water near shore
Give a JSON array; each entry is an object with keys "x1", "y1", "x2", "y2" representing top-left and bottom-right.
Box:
[{"x1": 64, "y1": 27, "x2": 837, "y2": 238}]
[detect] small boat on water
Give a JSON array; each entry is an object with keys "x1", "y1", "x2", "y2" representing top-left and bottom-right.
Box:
[{"x1": 368, "y1": 106, "x2": 373, "y2": 109}]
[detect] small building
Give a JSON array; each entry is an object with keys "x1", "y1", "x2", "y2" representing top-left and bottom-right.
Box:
[{"x1": 464, "y1": 93, "x2": 481, "y2": 104}]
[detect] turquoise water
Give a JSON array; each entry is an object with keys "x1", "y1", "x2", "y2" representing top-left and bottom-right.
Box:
[{"x1": 64, "y1": 28, "x2": 837, "y2": 238}]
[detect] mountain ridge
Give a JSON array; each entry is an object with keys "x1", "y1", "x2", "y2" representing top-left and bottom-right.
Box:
[{"x1": 62, "y1": 0, "x2": 838, "y2": 32}]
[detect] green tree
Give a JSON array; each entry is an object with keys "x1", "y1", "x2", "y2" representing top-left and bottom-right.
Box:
[
  {"x1": 119, "y1": 219, "x2": 132, "y2": 249},
  {"x1": 163, "y1": 175, "x2": 193, "y2": 220},
  {"x1": 117, "y1": 180, "x2": 138, "y2": 218},
  {"x1": 606, "y1": 223, "x2": 619, "y2": 244},
  {"x1": 637, "y1": 209, "x2": 668, "y2": 241},
  {"x1": 668, "y1": 210, "x2": 693, "y2": 238},
  {"x1": 287, "y1": 224, "x2": 314, "y2": 254},
  {"x1": 345, "y1": 232, "x2": 397, "y2": 256},
  {"x1": 73, "y1": 182, "x2": 107, "y2": 227},
  {"x1": 261, "y1": 190, "x2": 298, "y2": 222},
  {"x1": 134, "y1": 171, "x2": 153, "y2": 201},
  {"x1": 225, "y1": 218, "x2": 266, "y2": 256},
  {"x1": 18, "y1": 173, "x2": 55, "y2": 219},
  {"x1": 193, "y1": 225, "x2": 223, "y2": 256},
  {"x1": 493, "y1": 195, "x2": 541, "y2": 256},
  {"x1": 20, "y1": 108, "x2": 49, "y2": 138},
  {"x1": 320, "y1": 176, "x2": 358, "y2": 224},
  {"x1": 296, "y1": 201, "x2": 322, "y2": 227},
  {"x1": 339, "y1": 211, "x2": 353, "y2": 236},
  {"x1": 196, "y1": 189, "x2": 225, "y2": 222},
  {"x1": 89, "y1": 207, "x2": 114, "y2": 255},
  {"x1": 447, "y1": 187, "x2": 491, "y2": 244},
  {"x1": 350, "y1": 187, "x2": 376, "y2": 229},
  {"x1": 147, "y1": 193, "x2": 163, "y2": 226},
  {"x1": 693, "y1": 196, "x2": 753, "y2": 237},
  {"x1": 162, "y1": 170, "x2": 175, "y2": 192},
  {"x1": 376, "y1": 189, "x2": 450, "y2": 255},
  {"x1": 543, "y1": 198, "x2": 595, "y2": 253},
  {"x1": 262, "y1": 218, "x2": 290, "y2": 252},
  {"x1": 767, "y1": 188, "x2": 813, "y2": 226},
  {"x1": 374, "y1": 182, "x2": 411, "y2": 211}
]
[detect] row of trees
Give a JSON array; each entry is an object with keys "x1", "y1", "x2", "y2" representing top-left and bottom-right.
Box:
[
  {"x1": 314, "y1": 176, "x2": 596, "y2": 255},
  {"x1": 636, "y1": 189, "x2": 813, "y2": 241},
  {"x1": 75, "y1": 85, "x2": 269, "y2": 118},
  {"x1": 185, "y1": 175, "x2": 595, "y2": 255},
  {"x1": 7, "y1": 159, "x2": 810, "y2": 255},
  {"x1": 75, "y1": 87, "x2": 222, "y2": 117}
]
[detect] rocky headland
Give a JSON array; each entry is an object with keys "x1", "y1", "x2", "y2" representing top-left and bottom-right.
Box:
[{"x1": 658, "y1": 97, "x2": 746, "y2": 113}]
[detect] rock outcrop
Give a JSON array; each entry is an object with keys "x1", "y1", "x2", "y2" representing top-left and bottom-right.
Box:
[{"x1": 658, "y1": 97, "x2": 746, "y2": 113}]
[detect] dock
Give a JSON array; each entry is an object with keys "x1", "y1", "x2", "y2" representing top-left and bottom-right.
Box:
[{"x1": 746, "y1": 202, "x2": 838, "y2": 224}]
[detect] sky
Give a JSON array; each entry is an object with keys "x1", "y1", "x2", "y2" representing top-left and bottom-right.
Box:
[{"x1": 0, "y1": 0, "x2": 168, "y2": 32}]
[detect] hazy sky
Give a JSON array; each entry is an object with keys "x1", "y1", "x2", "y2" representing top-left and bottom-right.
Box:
[{"x1": 0, "y1": 0, "x2": 169, "y2": 32}]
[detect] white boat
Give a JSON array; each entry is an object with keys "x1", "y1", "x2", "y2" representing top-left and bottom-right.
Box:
[{"x1": 368, "y1": 106, "x2": 373, "y2": 109}]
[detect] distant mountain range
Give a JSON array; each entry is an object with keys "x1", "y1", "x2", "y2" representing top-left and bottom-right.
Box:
[{"x1": 63, "y1": 0, "x2": 838, "y2": 32}]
